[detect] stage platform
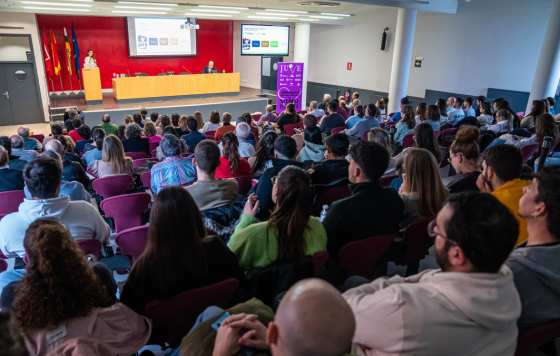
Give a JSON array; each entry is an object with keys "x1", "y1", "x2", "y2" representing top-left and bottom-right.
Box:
[{"x1": 50, "y1": 87, "x2": 272, "y2": 126}]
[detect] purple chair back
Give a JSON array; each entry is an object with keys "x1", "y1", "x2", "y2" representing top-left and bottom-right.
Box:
[
  {"x1": 126, "y1": 151, "x2": 148, "y2": 160},
  {"x1": 132, "y1": 158, "x2": 156, "y2": 169},
  {"x1": 0, "y1": 190, "x2": 24, "y2": 219},
  {"x1": 204, "y1": 131, "x2": 216, "y2": 140},
  {"x1": 140, "y1": 171, "x2": 152, "y2": 191},
  {"x1": 0, "y1": 259, "x2": 6, "y2": 273},
  {"x1": 76, "y1": 239, "x2": 102, "y2": 259},
  {"x1": 521, "y1": 144, "x2": 539, "y2": 163},
  {"x1": 283, "y1": 120, "x2": 303, "y2": 136},
  {"x1": 401, "y1": 218, "x2": 432, "y2": 265},
  {"x1": 331, "y1": 126, "x2": 345, "y2": 135},
  {"x1": 234, "y1": 176, "x2": 253, "y2": 195},
  {"x1": 92, "y1": 175, "x2": 134, "y2": 199},
  {"x1": 115, "y1": 224, "x2": 149, "y2": 263},
  {"x1": 101, "y1": 192, "x2": 151, "y2": 232},
  {"x1": 515, "y1": 319, "x2": 560, "y2": 356},
  {"x1": 146, "y1": 278, "x2": 240, "y2": 346},
  {"x1": 313, "y1": 185, "x2": 351, "y2": 215},
  {"x1": 338, "y1": 234, "x2": 394, "y2": 278},
  {"x1": 402, "y1": 132, "x2": 415, "y2": 148},
  {"x1": 149, "y1": 141, "x2": 159, "y2": 156}
]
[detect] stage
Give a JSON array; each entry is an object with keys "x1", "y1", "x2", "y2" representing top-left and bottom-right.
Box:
[{"x1": 50, "y1": 87, "x2": 272, "y2": 126}]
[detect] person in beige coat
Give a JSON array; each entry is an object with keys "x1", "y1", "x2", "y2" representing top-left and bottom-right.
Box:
[{"x1": 344, "y1": 192, "x2": 522, "y2": 356}]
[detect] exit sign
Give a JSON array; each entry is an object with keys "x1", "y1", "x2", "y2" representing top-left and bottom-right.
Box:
[{"x1": 346, "y1": 62, "x2": 352, "y2": 71}]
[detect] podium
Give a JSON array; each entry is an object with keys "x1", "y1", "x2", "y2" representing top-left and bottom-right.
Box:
[{"x1": 82, "y1": 67, "x2": 102, "y2": 103}]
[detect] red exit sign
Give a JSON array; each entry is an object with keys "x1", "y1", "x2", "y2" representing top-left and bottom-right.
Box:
[{"x1": 346, "y1": 62, "x2": 352, "y2": 71}]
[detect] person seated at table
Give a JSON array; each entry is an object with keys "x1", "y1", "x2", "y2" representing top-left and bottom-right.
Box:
[
  {"x1": 181, "y1": 116, "x2": 205, "y2": 153},
  {"x1": 143, "y1": 121, "x2": 161, "y2": 146},
  {"x1": 122, "y1": 123, "x2": 150, "y2": 156},
  {"x1": 276, "y1": 103, "x2": 299, "y2": 132},
  {"x1": 216, "y1": 133, "x2": 251, "y2": 179},
  {"x1": 215, "y1": 112, "x2": 235, "y2": 142},
  {"x1": 89, "y1": 135, "x2": 133, "y2": 178},
  {"x1": 83, "y1": 128, "x2": 105, "y2": 168},
  {"x1": 202, "y1": 60, "x2": 217, "y2": 73},
  {"x1": 0, "y1": 146, "x2": 23, "y2": 192},
  {"x1": 202, "y1": 111, "x2": 221, "y2": 134}
]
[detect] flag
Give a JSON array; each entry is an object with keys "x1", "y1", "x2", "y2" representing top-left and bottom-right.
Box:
[
  {"x1": 63, "y1": 27, "x2": 73, "y2": 76},
  {"x1": 41, "y1": 32, "x2": 53, "y2": 79},
  {"x1": 50, "y1": 31, "x2": 61, "y2": 76},
  {"x1": 71, "y1": 24, "x2": 80, "y2": 79}
]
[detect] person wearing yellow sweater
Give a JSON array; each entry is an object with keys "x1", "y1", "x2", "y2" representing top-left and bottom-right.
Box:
[
  {"x1": 228, "y1": 166, "x2": 327, "y2": 271},
  {"x1": 477, "y1": 144, "x2": 529, "y2": 245}
]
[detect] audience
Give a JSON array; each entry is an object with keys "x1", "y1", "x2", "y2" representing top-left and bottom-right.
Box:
[
  {"x1": 367, "y1": 128, "x2": 392, "y2": 156},
  {"x1": 444, "y1": 126, "x2": 481, "y2": 193},
  {"x1": 228, "y1": 166, "x2": 326, "y2": 271},
  {"x1": 194, "y1": 111, "x2": 205, "y2": 129},
  {"x1": 83, "y1": 128, "x2": 105, "y2": 167},
  {"x1": 345, "y1": 103, "x2": 380, "y2": 139},
  {"x1": 485, "y1": 109, "x2": 511, "y2": 134},
  {"x1": 16, "y1": 127, "x2": 42, "y2": 152},
  {"x1": 298, "y1": 116, "x2": 325, "y2": 163},
  {"x1": 181, "y1": 116, "x2": 205, "y2": 153},
  {"x1": 521, "y1": 99, "x2": 546, "y2": 129},
  {"x1": 477, "y1": 101, "x2": 494, "y2": 126},
  {"x1": 215, "y1": 133, "x2": 251, "y2": 179},
  {"x1": 255, "y1": 135, "x2": 303, "y2": 220},
  {"x1": 344, "y1": 192, "x2": 520, "y2": 356},
  {"x1": 235, "y1": 122, "x2": 256, "y2": 158},
  {"x1": 276, "y1": 103, "x2": 299, "y2": 132},
  {"x1": 120, "y1": 187, "x2": 242, "y2": 314},
  {"x1": 447, "y1": 96, "x2": 466, "y2": 125},
  {"x1": 390, "y1": 96, "x2": 409, "y2": 122},
  {"x1": 346, "y1": 104, "x2": 365, "y2": 129},
  {"x1": 89, "y1": 135, "x2": 133, "y2": 178},
  {"x1": 258, "y1": 104, "x2": 278, "y2": 125},
  {"x1": 122, "y1": 123, "x2": 150, "y2": 156},
  {"x1": 320, "y1": 100, "x2": 345, "y2": 135},
  {"x1": 74, "y1": 125, "x2": 93, "y2": 155},
  {"x1": 0, "y1": 146, "x2": 23, "y2": 192},
  {"x1": 393, "y1": 104, "x2": 415, "y2": 147},
  {"x1": 425, "y1": 104, "x2": 442, "y2": 132},
  {"x1": 506, "y1": 167, "x2": 560, "y2": 327},
  {"x1": 463, "y1": 96, "x2": 476, "y2": 117},
  {"x1": 176, "y1": 115, "x2": 190, "y2": 137},
  {"x1": 215, "y1": 112, "x2": 235, "y2": 141},
  {"x1": 143, "y1": 121, "x2": 161, "y2": 145},
  {"x1": 133, "y1": 113, "x2": 145, "y2": 128},
  {"x1": 307, "y1": 100, "x2": 325, "y2": 119},
  {"x1": 0, "y1": 136, "x2": 26, "y2": 170},
  {"x1": 202, "y1": 110, "x2": 221, "y2": 134},
  {"x1": 67, "y1": 119, "x2": 86, "y2": 143},
  {"x1": 150, "y1": 134, "x2": 196, "y2": 194},
  {"x1": 415, "y1": 102, "x2": 427, "y2": 125},
  {"x1": 44, "y1": 139, "x2": 89, "y2": 188},
  {"x1": 249, "y1": 131, "x2": 278, "y2": 178},
  {"x1": 11, "y1": 135, "x2": 39, "y2": 162},
  {"x1": 323, "y1": 141, "x2": 404, "y2": 256},
  {"x1": 12, "y1": 220, "x2": 150, "y2": 354},
  {"x1": 309, "y1": 133, "x2": 349, "y2": 186},
  {"x1": 477, "y1": 144, "x2": 529, "y2": 245}
]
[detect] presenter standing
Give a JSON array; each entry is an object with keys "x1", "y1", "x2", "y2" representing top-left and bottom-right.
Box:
[
  {"x1": 84, "y1": 49, "x2": 97, "y2": 69},
  {"x1": 202, "y1": 60, "x2": 217, "y2": 73}
]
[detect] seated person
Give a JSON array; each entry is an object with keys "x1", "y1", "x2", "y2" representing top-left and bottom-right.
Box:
[
  {"x1": 150, "y1": 134, "x2": 196, "y2": 194},
  {"x1": 176, "y1": 115, "x2": 190, "y2": 137},
  {"x1": 255, "y1": 135, "x2": 303, "y2": 220},
  {"x1": 215, "y1": 133, "x2": 251, "y2": 179},
  {"x1": 323, "y1": 141, "x2": 404, "y2": 257},
  {"x1": 345, "y1": 103, "x2": 380, "y2": 139},
  {"x1": 257, "y1": 104, "x2": 278, "y2": 126},
  {"x1": 320, "y1": 100, "x2": 345, "y2": 135},
  {"x1": 444, "y1": 126, "x2": 481, "y2": 194},
  {"x1": 506, "y1": 167, "x2": 560, "y2": 327},
  {"x1": 393, "y1": 105, "x2": 415, "y2": 147},
  {"x1": 228, "y1": 167, "x2": 327, "y2": 271},
  {"x1": 249, "y1": 131, "x2": 278, "y2": 178},
  {"x1": 0, "y1": 136, "x2": 26, "y2": 170},
  {"x1": 235, "y1": 122, "x2": 256, "y2": 158},
  {"x1": 215, "y1": 112, "x2": 235, "y2": 142},
  {"x1": 298, "y1": 120, "x2": 325, "y2": 163},
  {"x1": 346, "y1": 104, "x2": 365, "y2": 129},
  {"x1": 17, "y1": 127, "x2": 42, "y2": 151},
  {"x1": 74, "y1": 125, "x2": 93, "y2": 155},
  {"x1": 477, "y1": 144, "x2": 529, "y2": 245},
  {"x1": 44, "y1": 138, "x2": 89, "y2": 188},
  {"x1": 122, "y1": 123, "x2": 150, "y2": 156},
  {"x1": 89, "y1": 135, "x2": 133, "y2": 178},
  {"x1": 10, "y1": 135, "x2": 38, "y2": 162},
  {"x1": 202, "y1": 111, "x2": 221, "y2": 134},
  {"x1": 0, "y1": 146, "x2": 23, "y2": 192},
  {"x1": 276, "y1": 103, "x2": 299, "y2": 132},
  {"x1": 307, "y1": 100, "x2": 325, "y2": 119},
  {"x1": 12, "y1": 220, "x2": 150, "y2": 355},
  {"x1": 100, "y1": 113, "x2": 118, "y2": 136},
  {"x1": 120, "y1": 187, "x2": 242, "y2": 314},
  {"x1": 202, "y1": 60, "x2": 217, "y2": 73},
  {"x1": 484, "y1": 109, "x2": 511, "y2": 134},
  {"x1": 181, "y1": 116, "x2": 205, "y2": 153},
  {"x1": 309, "y1": 133, "x2": 349, "y2": 186},
  {"x1": 211, "y1": 279, "x2": 355, "y2": 356},
  {"x1": 83, "y1": 128, "x2": 104, "y2": 167},
  {"x1": 343, "y1": 192, "x2": 520, "y2": 356},
  {"x1": 143, "y1": 121, "x2": 161, "y2": 146},
  {"x1": 68, "y1": 118, "x2": 86, "y2": 143},
  {"x1": 446, "y1": 96, "x2": 466, "y2": 126}
]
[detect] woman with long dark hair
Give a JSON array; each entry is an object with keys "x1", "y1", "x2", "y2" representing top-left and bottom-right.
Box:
[
  {"x1": 521, "y1": 100, "x2": 547, "y2": 130},
  {"x1": 394, "y1": 105, "x2": 415, "y2": 146},
  {"x1": 14, "y1": 219, "x2": 150, "y2": 354},
  {"x1": 228, "y1": 166, "x2": 327, "y2": 271},
  {"x1": 249, "y1": 130, "x2": 278, "y2": 177},
  {"x1": 215, "y1": 132, "x2": 251, "y2": 179},
  {"x1": 120, "y1": 187, "x2": 241, "y2": 314}
]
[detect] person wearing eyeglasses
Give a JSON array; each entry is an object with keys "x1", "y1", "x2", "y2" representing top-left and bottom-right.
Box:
[{"x1": 343, "y1": 192, "x2": 521, "y2": 356}]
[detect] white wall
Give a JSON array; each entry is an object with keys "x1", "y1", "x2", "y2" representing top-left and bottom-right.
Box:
[
  {"x1": 0, "y1": 36, "x2": 31, "y2": 61},
  {"x1": 0, "y1": 12, "x2": 49, "y2": 121},
  {"x1": 307, "y1": 0, "x2": 553, "y2": 98}
]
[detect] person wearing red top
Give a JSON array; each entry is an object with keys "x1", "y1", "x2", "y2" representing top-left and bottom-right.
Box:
[
  {"x1": 68, "y1": 118, "x2": 85, "y2": 143},
  {"x1": 215, "y1": 132, "x2": 251, "y2": 179},
  {"x1": 214, "y1": 112, "x2": 236, "y2": 141}
]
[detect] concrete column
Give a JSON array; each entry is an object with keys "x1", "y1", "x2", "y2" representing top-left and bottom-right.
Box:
[
  {"x1": 388, "y1": 8, "x2": 417, "y2": 114},
  {"x1": 526, "y1": 0, "x2": 560, "y2": 112},
  {"x1": 294, "y1": 22, "x2": 311, "y2": 107}
]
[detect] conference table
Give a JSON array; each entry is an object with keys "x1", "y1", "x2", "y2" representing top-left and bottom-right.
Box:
[{"x1": 111, "y1": 72, "x2": 241, "y2": 101}]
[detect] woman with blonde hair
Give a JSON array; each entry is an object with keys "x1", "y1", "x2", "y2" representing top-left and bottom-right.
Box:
[
  {"x1": 90, "y1": 135, "x2": 133, "y2": 178},
  {"x1": 399, "y1": 148, "x2": 448, "y2": 226}
]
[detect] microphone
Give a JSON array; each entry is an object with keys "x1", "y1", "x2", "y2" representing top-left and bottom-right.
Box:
[{"x1": 537, "y1": 136, "x2": 554, "y2": 172}]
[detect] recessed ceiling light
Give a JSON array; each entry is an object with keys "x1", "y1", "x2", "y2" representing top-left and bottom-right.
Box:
[
  {"x1": 255, "y1": 12, "x2": 298, "y2": 17},
  {"x1": 299, "y1": 18, "x2": 319, "y2": 21},
  {"x1": 112, "y1": 10, "x2": 168, "y2": 14},
  {"x1": 247, "y1": 16, "x2": 288, "y2": 20},
  {"x1": 117, "y1": 1, "x2": 177, "y2": 6},
  {"x1": 185, "y1": 12, "x2": 233, "y2": 17},
  {"x1": 114, "y1": 5, "x2": 172, "y2": 10},
  {"x1": 23, "y1": 6, "x2": 90, "y2": 11},
  {"x1": 191, "y1": 8, "x2": 239, "y2": 13},
  {"x1": 198, "y1": 5, "x2": 249, "y2": 10},
  {"x1": 21, "y1": 1, "x2": 91, "y2": 6},
  {"x1": 309, "y1": 15, "x2": 339, "y2": 19},
  {"x1": 320, "y1": 12, "x2": 351, "y2": 16},
  {"x1": 265, "y1": 9, "x2": 308, "y2": 14}
]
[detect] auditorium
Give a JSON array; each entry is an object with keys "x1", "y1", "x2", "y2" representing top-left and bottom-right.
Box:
[{"x1": 0, "y1": 0, "x2": 560, "y2": 354}]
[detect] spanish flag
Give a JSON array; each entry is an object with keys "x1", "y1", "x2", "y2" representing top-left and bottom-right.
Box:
[
  {"x1": 63, "y1": 27, "x2": 73, "y2": 76},
  {"x1": 50, "y1": 31, "x2": 61, "y2": 76}
]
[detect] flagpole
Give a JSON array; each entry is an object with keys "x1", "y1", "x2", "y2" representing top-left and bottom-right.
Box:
[{"x1": 59, "y1": 76, "x2": 63, "y2": 93}]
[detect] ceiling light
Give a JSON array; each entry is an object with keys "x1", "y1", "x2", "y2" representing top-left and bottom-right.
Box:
[
  {"x1": 23, "y1": 6, "x2": 90, "y2": 11},
  {"x1": 247, "y1": 16, "x2": 288, "y2": 20},
  {"x1": 114, "y1": 5, "x2": 172, "y2": 10},
  {"x1": 198, "y1": 5, "x2": 249, "y2": 10},
  {"x1": 21, "y1": 1, "x2": 92, "y2": 6},
  {"x1": 299, "y1": 18, "x2": 319, "y2": 21},
  {"x1": 309, "y1": 15, "x2": 339, "y2": 19},
  {"x1": 265, "y1": 9, "x2": 308, "y2": 14},
  {"x1": 117, "y1": 1, "x2": 177, "y2": 6},
  {"x1": 255, "y1": 12, "x2": 298, "y2": 17},
  {"x1": 191, "y1": 8, "x2": 239, "y2": 13},
  {"x1": 185, "y1": 13, "x2": 232, "y2": 17},
  {"x1": 320, "y1": 12, "x2": 351, "y2": 17},
  {"x1": 112, "y1": 10, "x2": 168, "y2": 14}
]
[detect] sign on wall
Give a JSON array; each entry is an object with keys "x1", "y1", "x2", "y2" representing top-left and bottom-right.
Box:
[{"x1": 276, "y1": 62, "x2": 304, "y2": 113}]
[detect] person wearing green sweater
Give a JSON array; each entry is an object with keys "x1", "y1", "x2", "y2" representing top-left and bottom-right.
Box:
[{"x1": 228, "y1": 166, "x2": 327, "y2": 271}]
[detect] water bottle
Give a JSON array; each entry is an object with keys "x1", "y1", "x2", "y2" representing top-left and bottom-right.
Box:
[{"x1": 320, "y1": 204, "x2": 329, "y2": 222}]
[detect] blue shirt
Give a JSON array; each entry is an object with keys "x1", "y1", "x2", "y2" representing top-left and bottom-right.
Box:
[
  {"x1": 83, "y1": 148, "x2": 102, "y2": 167},
  {"x1": 346, "y1": 115, "x2": 363, "y2": 129},
  {"x1": 394, "y1": 121, "x2": 414, "y2": 145},
  {"x1": 447, "y1": 108, "x2": 465, "y2": 126},
  {"x1": 22, "y1": 137, "x2": 41, "y2": 151},
  {"x1": 346, "y1": 117, "x2": 380, "y2": 138},
  {"x1": 463, "y1": 106, "x2": 476, "y2": 118},
  {"x1": 390, "y1": 112, "x2": 402, "y2": 123},
  {"x1": 151, "y1": 156, "x2": 197, "y2": 194},
  {"x1": 427, "y1": 119, "x2": 441, "y2": 132},
  {"x1": 181, "y1": 131, "x2": 205, "y2": 153},
  {"x1": 24, "y1": 180, "x2": 91, "y2": 202}
]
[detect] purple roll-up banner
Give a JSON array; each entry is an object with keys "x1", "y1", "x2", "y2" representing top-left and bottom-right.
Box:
[{"x1": 276, "y1": 62, "x2": 304, "y2": 113}]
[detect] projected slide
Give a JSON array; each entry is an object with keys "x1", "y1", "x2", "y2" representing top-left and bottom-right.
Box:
[
  {"x1": 241, "y1": 24, "x2": 290, "y2": 56},
  {"x1": 127, "y1": 17, "x2": 197, "y2": 56}
]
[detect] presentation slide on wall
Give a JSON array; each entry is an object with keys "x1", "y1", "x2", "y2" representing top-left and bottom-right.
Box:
[
  {"x1": 127, "y1": 17, "x2": 197, "y2": 56},
  {"x1": 241, "y1": 24, "x2": 290, "y2": 56}
]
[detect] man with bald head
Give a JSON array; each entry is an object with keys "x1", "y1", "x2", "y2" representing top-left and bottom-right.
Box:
[
  {"x1": 203, "y1": 60, "x2": 217, "y2": 74},
  {"x1": 212, "y1": 278, "x2": 355, "y2": 356},
  {"x1": 44, "y1": 138, "x2": 89, "y2": 188}
]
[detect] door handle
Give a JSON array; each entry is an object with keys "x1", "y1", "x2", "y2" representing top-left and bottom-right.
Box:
[{"x1": 1, "y1": 91, "x2": 8, "y2": 100}]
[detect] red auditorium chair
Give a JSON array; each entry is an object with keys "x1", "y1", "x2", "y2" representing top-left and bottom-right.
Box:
[
  {"x1": 204, "y1": 131, "x2": 216, "y2": 140},
  {"x1": 30, "y1": 134, "x2": 44, "y2": 143},
  {"x1": 234, "y1": 176, "x2": 253, "y2": 195},
  {"x1": 132, "y1": 158, "x2": 157, "y2": 169},
  {"x1": 313, "y1": 185, "x2": 351, "y2": 215},
  {"x1": 146, "y1": 278, "x2": 240, "y2": 346},
  {"x1": 92, "y1": 175, "x2": 134, "y2": 199},
  {"x1": 100, "y1": 192, "x2": 151, "y2": 232},
  {"x1": 76, "y1": 239, "x2": 102, "y2": 259},
  {"x1": 140, "y1": 170, "x2": 151, "y2": 191},
  {"x1": 400, "y1": 218, "x2": 432, "y2": 276},
  {"x1": 438, "y1": 127, "x2": 459, "y2": 147},
  {"x1": 115, "y1": 224, "x2": 149, "y2": 263},
  {"x1": 283, "y1": 121, "x2": 303, "y2": 136},
  {"x1": 151, "y1": 148, "x2": 158, "y2": 159},
  {"x1": 149, "y1": 141, "x2": 159, "y2": 156},
  {"x1": 402, "y1": 132, "x2": 415, "y2": 148},
  {"x1": 515, "y1": 319, "x2": 560, "y2": 356},
  {"x1": 331, "y1": 126, "x2": 346, "y2": 135},
  {"x1": 126, "y1": 151, "x2": 148, "y2": 160},
  {"x1": 338, "y1": 234, "x2": 395, "y2": 278},
  {"x1": 0, "y1": 190, "x2": 25, "y2": 219},
  {"x1": 521, "y1": 143, "x2": 539, "y2": 163}
]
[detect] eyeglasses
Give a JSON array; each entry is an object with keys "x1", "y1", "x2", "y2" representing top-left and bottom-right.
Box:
[{"x1": 427, "y1": 220, "x2": 458, "y2": 245}]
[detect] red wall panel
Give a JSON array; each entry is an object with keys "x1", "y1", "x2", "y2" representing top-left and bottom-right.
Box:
[{"x1": 36, "y1": 15, "x2": 233, "y2": 91}]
